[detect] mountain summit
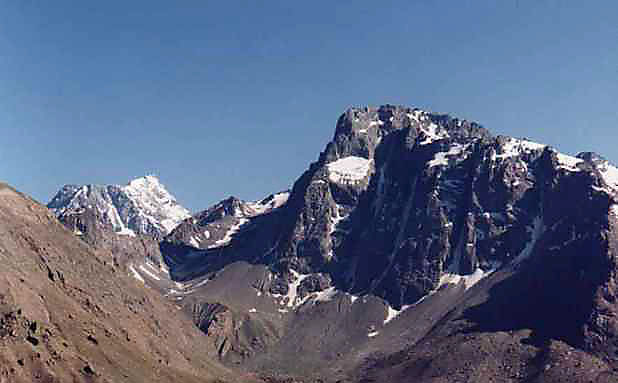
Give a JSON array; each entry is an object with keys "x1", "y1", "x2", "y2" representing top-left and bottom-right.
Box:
[{"x1": 48, "y1": 175, "x2": 190, "y2": 238}]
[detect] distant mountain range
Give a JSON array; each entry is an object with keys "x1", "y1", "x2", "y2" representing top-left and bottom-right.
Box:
[{"x1": 18, "y1": 104, "x2": 618, "y2": 382}]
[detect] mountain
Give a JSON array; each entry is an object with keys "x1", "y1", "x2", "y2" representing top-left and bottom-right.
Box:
[
  {"x1": 0, "y1": 182, "x2": 254, "y2": 382},
  {"x1": 48, "y1": 175, "x2": 190, "y2": 238},
  {"x1": 48, "y1": 105, "x2": 618, "y2": 382},
  {"x1": 46, "y1": 175, "x2": 191, "y2": 277},
  {"x1": 166, "y1": 192, "x2": 290, "y2": 250},
  {"x1": 152, "y1": 105, "x2": 618, "y2": 382}
]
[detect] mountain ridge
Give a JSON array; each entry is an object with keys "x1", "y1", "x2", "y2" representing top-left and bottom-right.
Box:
[{"x1": 44, "y1": 104, "x2": 618, "y2": 382}]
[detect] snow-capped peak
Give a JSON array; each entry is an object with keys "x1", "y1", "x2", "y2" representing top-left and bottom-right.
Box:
[
  {"x1": 121, "y1": 175, "x2": 190, "y2": 234},
  {"x1": 48, "y1": 175, "x2": 190, "y2": 237},
  {"x1": 126, "y1": 174, "x2": 161, "y2": 189}
]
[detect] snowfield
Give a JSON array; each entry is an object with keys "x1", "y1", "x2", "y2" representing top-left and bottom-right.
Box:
[{"x1": 327, "y1": 156, "x2": 373, "y2": 184}]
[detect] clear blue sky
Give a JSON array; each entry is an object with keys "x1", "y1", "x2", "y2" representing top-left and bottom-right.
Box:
[{"x1": 1, "y1": 1, "x2": 616, "y2": 212}]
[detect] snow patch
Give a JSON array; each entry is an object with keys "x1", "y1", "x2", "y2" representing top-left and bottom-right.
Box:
[
  {"x1": 139, "y1": 263, "x2": 161, "y2": 281},
  {"x1": 284, "y1": 270, "x2": 310, "y2": 307},
  {"x1": 129, "y1": 265, "x2": 144, "y2": 283},
  {"x1": 189, "y1": 236, "x2": 200, "y2": 248},
  {"x1": 407, "y1": 110, "x2": 430, "y2": 124},
  {"x1": 191, "y1": 278, "x2": 210, "y2": 289},
  {"x1": 312, "y1": 286, "x2": 337, "y2": 303},
  {"x1": 272, "y1": 269, "x2": 311, "y2": 308},
  {"x1": 428, "y1": 143, "x2": 467, "y2": 168},
  {"x1": 208, "y1": 218, "x2": 248, "y2": 249},
  {"x1": 327, "y1": 156, "x2": 373, "y2": 184},
  {"x1": 248, "y1": 192, "x2": 290, "y2": 216},
  {"x1": 419, "y1": 123, "x2": 449, "y2": 145},
  {"x1": 384, "y1": 304, "x2": 412, "y2": 325},
  {"x1": 271, "y1": 192, "x2": 290, "y2": 209},
  {"x1": 600, "y1": 164, "x2": 618, "y2": 192},
  {"x1": 556, "y1": 153, "x2": 583, "y2": 172},
  {"x1": 385, "y1": 305, "x2": 400, "y2": 324},
  {"x1": 439, "y1": 267, "x2": 497, "y2": 290},
  {"x1": 496, "y1": 138, "x2": 546, "y2": 160},
  {"x1": 167, "y1": 277, "x2": 210, "y2": 296},
  {"x1": 116, "y1": 226, "x2": 136, "y2": 237},
  {"x1": 330, "y1": 204, "x2": 345, "y2": 232},
  {"x1": 500, "y1": 138, "x2": 545, "y2": 158}
]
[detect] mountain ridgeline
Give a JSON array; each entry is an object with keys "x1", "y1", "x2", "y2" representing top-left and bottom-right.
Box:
[{"x1": 45, "y1": 105, "x2": 618, "y2": 382}]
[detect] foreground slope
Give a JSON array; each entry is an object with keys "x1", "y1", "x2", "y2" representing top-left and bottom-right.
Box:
[{"x1": 0, "y1": 182, "x2": 251, "y2": 383}]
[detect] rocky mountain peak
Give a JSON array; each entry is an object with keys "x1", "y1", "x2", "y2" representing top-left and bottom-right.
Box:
[
  {"x1": 161, "y1": 105, "x2": 618, "y2": 311},
  {"x1": 165, "y1": 191, "x2": 291, "y2": 251},
  {"x1": 47, "y1": 175, "x2": 190, "y2": 238}
]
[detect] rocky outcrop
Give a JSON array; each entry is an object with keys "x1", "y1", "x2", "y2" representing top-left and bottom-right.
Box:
[
  {"x1": 55, "y1": 204, "x2": 165, "y2": 265},
  {"x1": 166, "y1": 193, "x2": 289, "y2": 250}
]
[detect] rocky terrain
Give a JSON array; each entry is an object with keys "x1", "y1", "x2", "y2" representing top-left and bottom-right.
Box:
[
  {"x1": 0, "y1": 182, "x2": 256, "y2": 382},
  {"x1": 166, "y1": 192, "x2": 290, "y2": 251},
  {"x1": 44, "y1": 105, "x2": 618, "y2": 382}
]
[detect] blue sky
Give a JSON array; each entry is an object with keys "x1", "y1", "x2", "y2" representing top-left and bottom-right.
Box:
[{"x1": 1, "y1": 1, "x2": 616, "y2": 211}]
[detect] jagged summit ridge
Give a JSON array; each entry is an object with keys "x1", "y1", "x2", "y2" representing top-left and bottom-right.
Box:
[
  {"x1": 164, "y1": 104, "x2": 618, "y2": 309},
  {"x1": 165, "y1": 191, "x2": 290, "y2": 250},
  {"x1": 47, "y1": 175, "x2": 190, "y2": 237}
]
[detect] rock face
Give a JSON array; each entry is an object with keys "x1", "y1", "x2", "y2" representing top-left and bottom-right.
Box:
[
  {"x1": 166, "y1": 192, "x2": 289, "y2": 250},
  {"x1": 48, "y1": 175, "x2": 190, "y2": 238}
]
